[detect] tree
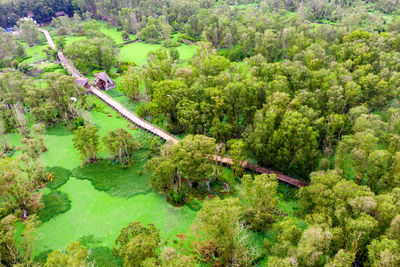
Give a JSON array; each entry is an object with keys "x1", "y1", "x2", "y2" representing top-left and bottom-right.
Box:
[
  {"x1": 72, "y1": 125, "x2": 100, "y2": 164},
  {"x1": 18, "y1": 123, "x2": 46, "y2": 186},
  {"x1": 16, "y1": 18, "x2": 39, "y2": 47},
  {"x1": 0, "y1": 215, "x2": 20, "y2": 265},
  {"x1": 11, "y1": 103, "x2": 28, "y2": 137},
  {"x1": 141, "y1": 49, "x2": 175, "y2": 99},
  {"x1": 169, "y1": 48, "x2": 179, "y2": 62},
  {"x1": 103, "y1": 128, "x2": 141, "y2": 167},
  {"x1": 246, "y1": 93, "x2": 319, "y2": 178},
  {"x1": 0, "y1": 157, "x2": 42, "y2": 217},
  {"x1": 19, "y1": 215, "x2": 40, "y2": 262},
  {"x1": 227, "y1": 139, "x2": 246, "y2": 178},
  {"x1": 241, "y1": 174, "x2": 279, "y2": 231},
  {"x1": 113, "y1": 221, "x2": 161, "y2": 267},
  {"x1": 192, "y1": 197, "x2": 254, "y2": 266},
  {"x1": 146, "y1": 135, "x2": 216, "y2": 198},
  {"x1": 267, "y1": 218, "x2": 303, "y2": 257},
  {"x1": 64, "y1": 36, "x2": 119, "y2": 74},
  {"x1": 160, "y1": 247, "x2": 196, "y2": 267},
  {"x1": 45, "y1": 242, "x2": 90, "y2": 267},
  {"x1": 367, "y1": 236, "x2": 400, "y2": 267},
  {"x1": 138, "y1": 16, "x2": 171, "y2": 43},
  {"x1": 121, "y1": 67, "x2": 140, "y2": 101}
]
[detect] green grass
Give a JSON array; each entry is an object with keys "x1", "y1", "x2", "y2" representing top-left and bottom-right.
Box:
[
  {"x1": 22, "y1": 44, "x2": 48, "y2": 64},
  {"x1": 38, "y1": 190, "x2": 71, "y2": 222},
  {"x1": 120, "y1": 41, "x2": 196, "y2": 66},
  {"x1": 5, "y1": 98, "x2": 195, "y2": 262},
  {"x1": 33, "y1": 177, "x2": 197, "y2": 256},
  {"x1": 46, "y1": 166, "x2": 71, "y2": 189},
  {"x1": 99, "y1": 22, "x2": 135, "y2": 44}
]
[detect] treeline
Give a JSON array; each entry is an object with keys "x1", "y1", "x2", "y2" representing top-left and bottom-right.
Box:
[
  {"x1": 0, "y1": 0, "x2": 73, "y2": 27},
  {"x1": 124, "y1": 12, "x2": 400, "y2": 179}
]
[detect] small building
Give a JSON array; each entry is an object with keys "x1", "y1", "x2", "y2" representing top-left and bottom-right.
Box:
[
  {"x1": 55, "y1": 11, "x2": 66, "y2": 18},
  {"x1": 75, "y1": 78, "x2": 91, "y2": 90},
  {"x1": 93, "y1": 72, "x2": 116, "y2": 91},
  {"x1": 27, "y1": 11, "x2": 35, "y2": 18}
]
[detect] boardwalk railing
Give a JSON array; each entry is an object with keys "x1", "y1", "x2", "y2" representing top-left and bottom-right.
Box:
[{"x1": 40, "y1": 29, "x2": 308, "y2": 187}]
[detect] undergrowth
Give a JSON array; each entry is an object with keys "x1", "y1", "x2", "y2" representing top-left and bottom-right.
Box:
[
  {"x1": 38, "y1": 190, "x2": 71, "y2": 222},
  {"x1": 71, "y1": 154, "x2": 151, "y2": 198}
]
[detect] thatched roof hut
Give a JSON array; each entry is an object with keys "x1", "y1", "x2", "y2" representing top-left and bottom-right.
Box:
[{"x1": 94, "y1": 72, "x2": 116, "y2": 91}]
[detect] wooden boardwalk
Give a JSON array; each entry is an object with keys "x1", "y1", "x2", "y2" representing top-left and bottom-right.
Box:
[{"x1": 40, "y1": 29, "x2": 308, "y2": 188}]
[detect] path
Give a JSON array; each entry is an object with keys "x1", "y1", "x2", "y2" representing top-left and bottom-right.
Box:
[{"x1": 40, "y1": 29, "x2": 308, "y2": 187}]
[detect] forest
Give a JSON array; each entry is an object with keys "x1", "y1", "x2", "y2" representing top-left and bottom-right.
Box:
[{"x1": 1, "y1": 0, "x2": 400, "y2": 266}]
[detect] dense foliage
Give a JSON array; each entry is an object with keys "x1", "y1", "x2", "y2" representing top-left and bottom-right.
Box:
[{"x1": 1, "y1": 1, "x2": 400, "y2": 266}]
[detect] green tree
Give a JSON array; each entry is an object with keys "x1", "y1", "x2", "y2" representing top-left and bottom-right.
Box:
[
  {"x1": 0, "y1": 157, "x2": 42, "y2": 217},
  {"x1": 0, "y1": 215, "x2": 20, "y2": 265},
  {"x1": 267, "y1": 218, "x2": 303, "y2": 257},
  {"x1": 45, "y1": 242, "x2": 89, "y2": 267},
  {"x1": 64, "y1": 36, "x2": 119, "y2": 74},
  {"x1": 72, "y1": 125, "x2": 100, "y2": 164},
  {"x1": 121, "y1": 66, "x2": 140, "y2": 101},
  {"x1": 242, "y1": 174, "x2": 279, "y2": 231},
  {"x1": 227, "y1": 139, "x2": 246, "y2": 178},
  {"x1": 16, "y1": 18, "x2": 39, "y2": 47},
  {"x1": 103, "y1": 128, "x2": 141, "y2": 167},
  {"x1": 246, "y1": 93, "x2": 319, "y2": 178},
  {"x1": 141, "y1": 49, "x2": 175, "y2": 99},
  {"x1": 160, "y1": 247, "x2": 196, "y2": 267},
  {"x1": 146, "y1": 135, "x2": 216, "y2": 198},
  {"x1": 169, "y1": 48, "x2": 179, "y2": 62},
  {"x1": 192, "y1": 197, "x2": 253, "y2": 266},
  {"x1": 367, "y1": 236, "x2": 400, "y2": 267},
  {"x1": 113, "y1": 221, "x2": 161, "y2": 267}
]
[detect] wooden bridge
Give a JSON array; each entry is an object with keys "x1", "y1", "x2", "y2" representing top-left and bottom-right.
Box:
[{"x1": 40, "y1": 29, "x2": 308, "y2": 188}]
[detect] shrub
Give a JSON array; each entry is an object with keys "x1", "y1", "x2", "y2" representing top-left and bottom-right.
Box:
[{"x1": 167, "y1": 190, "x2": 186, "y2": 205}]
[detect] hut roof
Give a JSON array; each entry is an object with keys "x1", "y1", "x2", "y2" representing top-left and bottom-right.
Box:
[
  {"x1": 55, "y1": 11, "x2": 66, "y2": 17},
  {"x1": 94, "y1": 72, "x2": 116, "y2": 90},
  {"x1": 75, "y1": 78, "x2": 89, "y2": 87}
]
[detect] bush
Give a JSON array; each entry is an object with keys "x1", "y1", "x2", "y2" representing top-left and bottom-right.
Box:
[
  {"x1": 88, "y1": 247, "x2": 123, "y2": 267},
  {"x1": 167, "y1": 190, "x2": 186, "y2": 205},
  {"x1": 71, "y1": 117, "x2": 85, "y2": 131},
  {"x1": 178, "y1": 34, "x2": 200, "y2": 43},
  {"x1": 122, "y1": 31, "x2": 130, "y2": 41},
  {"x1": 38, "y1": 190, "x2": 71, "y2": 222},
  {"x1": 163, "y1": 40, "x2": 181, "y2": 48},
  {"x1": 136, "y1": 103, "x2": 152, "y2": 119}
]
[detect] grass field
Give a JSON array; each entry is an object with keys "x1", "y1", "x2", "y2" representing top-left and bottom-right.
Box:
[
  {"x1": 120, "y1": 41, "x2": 196, "y2": 66},
  {"x1": 22, "y1": 44, "x2": 48, "y2": 64},
  {"x1": 99, "y1": 22, "x2": 135, "y2": 44},
  {"x1": 8, "y1": 98, "x2": 197, "y2": 265}
]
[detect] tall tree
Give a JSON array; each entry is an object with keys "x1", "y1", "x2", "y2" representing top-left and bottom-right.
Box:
[
  {"x1": 45, "y1": 242, "x2": 90, "y2": 267},
  {"x1": 241, "y1": 174, "x2": 279, "y2": 231},
  {"x1": 103, "y1": 128, "x2": 141, "y2": 167},
  {"x1": 72, "y1": 125, "x2": 100, "y2": 164},
  {"x1": 121, "y1": 67, "x2": 140, "y2": 101},
  {"x1": 16, "y1": 18, "x2": 39, "y2": 47},
  {"x1": 192, "y1": 197, "x2": 254, "y2": 266},
  {"x1": 113, "y1": 221, "x2": 161, "y2": 267}
]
